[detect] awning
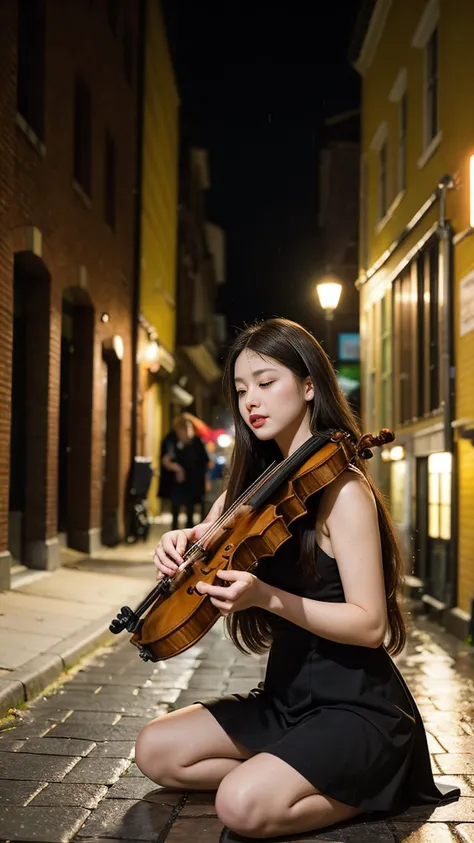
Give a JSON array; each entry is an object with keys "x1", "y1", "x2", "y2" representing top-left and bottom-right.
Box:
[
  {"x1": 183, "y1": 412, "x2": 227, "y2": 444},
  {"x1": 182, "y1": 344, "x2": 222, "y2": 383},
  {"x1": 158, "y1": 345, "x2": 176, "y2": 374}
]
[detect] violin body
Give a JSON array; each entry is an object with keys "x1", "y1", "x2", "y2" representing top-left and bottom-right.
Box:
[
  {"x1": 109, "y1": 428, "x2": 394, "y2": 662},
  {"x1": 130, "y1": 433, "x2": 355, "y2": 661}
]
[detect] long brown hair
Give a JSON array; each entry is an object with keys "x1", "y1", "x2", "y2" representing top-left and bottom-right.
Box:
[{"x1": 222, "y1": 318, "x2": 406, "y2": 656}]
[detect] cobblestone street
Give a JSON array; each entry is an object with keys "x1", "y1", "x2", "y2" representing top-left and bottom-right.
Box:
[{"x1": 1, "y1": 612, "x2": 474, "y2": 843}]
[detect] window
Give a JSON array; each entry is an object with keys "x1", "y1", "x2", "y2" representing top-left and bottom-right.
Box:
[
  {"x1": 379, "y1": 140, "x2": 388, "y2": 220},
  {"x1": 428, "y1": 240, "x2": 439, "y2": 410},
  {"x1": 393, "y1": 235, "x2": 441, "y2": 426},
  {"x1": 380, "y1": 294, "x2": 392, "y2": 427},
  {"x1": 360, "y1": 154, "x2": 369, "y2": 271},
  {"x1": 388, "y1": 68, "x2": 407, "y2": 197},
  {"x1": 104, "y1": 131, "x2": 116, "y2": 230},
  {"x1": 399, "y1": 270, "x2": 412, "y2": 423},
  {"x1": 366, "y1": 306, "x2": 377, "y2": 430},
  {"x1": 426, "y1": 27, "x2": 438, "y2": 145},
  {"x1": 412, "y1": 0, "x2": 440, "y2": 164},
  {"x1": 416, "y1": 253, "x2": 425, "y2": 417},
  {"x1": 74, "y1": 76, "x2": 92, "y2": 197},
  {"x1": 398, "y1": 93, "x2": 407, "y2": 193},
  {"x1": 17, "y1": 0, "x2": 45, "y2": 140}
]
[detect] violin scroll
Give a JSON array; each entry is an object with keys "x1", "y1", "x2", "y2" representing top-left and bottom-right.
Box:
[{"x1": 355, "y1": 428, "x2": 395, "y2": 461}]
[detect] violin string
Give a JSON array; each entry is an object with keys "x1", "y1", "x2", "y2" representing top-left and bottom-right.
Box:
[
  {"x1": 180, "y1": 457, "x2": 285, "y2": 564},
  {"x1": 174, "y1": 433, "x2": 350, "y2": 577},
  {"x1": 205, "y1": 431, "x2": 348, "y2": 544},
  {"x1": 178, "y1": 432, "x2": 355, "y2": 574},
  {"x1": 181, "y1": 435, "x2": 332, "y2": 565}
]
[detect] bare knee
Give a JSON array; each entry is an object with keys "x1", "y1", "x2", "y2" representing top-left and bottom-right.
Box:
[
  {"x1": 216, "y1": 773, "x2": 267, "y2": 837},
  {"x1": 135, "y1": 719, "x2": 177, "y2": 785}
]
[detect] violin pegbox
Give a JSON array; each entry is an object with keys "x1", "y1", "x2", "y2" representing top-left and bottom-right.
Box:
[{"x1": 356, "y1": 428, "x2": 395, "y2": 461}]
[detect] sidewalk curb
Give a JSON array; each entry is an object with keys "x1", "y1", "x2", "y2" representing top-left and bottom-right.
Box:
[{"x1": 0, "y1": 607, "x2": 128, "y2": 720}]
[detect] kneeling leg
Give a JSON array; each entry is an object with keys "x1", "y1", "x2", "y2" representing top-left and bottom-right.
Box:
[
  {"x1": 216, "y1": 753, "x2": 362, "y2": 838},
  {"x1": 135, "y1": 703, "x2": 254, "y2": 790}
]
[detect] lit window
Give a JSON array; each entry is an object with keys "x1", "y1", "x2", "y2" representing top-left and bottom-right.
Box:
[{"x1": 428, "y1": 451, "x2": 451, "y2": 540}]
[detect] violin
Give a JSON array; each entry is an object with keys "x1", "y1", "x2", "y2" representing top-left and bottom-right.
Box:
[{"x1": 110, "y1": 428, "x2": 394, "y2": 662}]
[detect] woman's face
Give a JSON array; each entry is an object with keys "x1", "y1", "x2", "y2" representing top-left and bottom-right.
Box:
[{"x1": 234, "y1": 350, "x2": 314, "y2": 444}]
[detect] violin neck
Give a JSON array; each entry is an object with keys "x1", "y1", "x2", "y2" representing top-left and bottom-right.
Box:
[{"x1": 247, "y1": 431, "x2": 333, "y2": 509}]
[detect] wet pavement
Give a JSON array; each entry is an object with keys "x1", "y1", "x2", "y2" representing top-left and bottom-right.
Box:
[{"x1": 0, "y1": 610, "x2": 474, "y2": 842}]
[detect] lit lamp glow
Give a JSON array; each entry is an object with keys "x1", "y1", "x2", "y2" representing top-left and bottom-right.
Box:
[
  {"x1": 381, "y1": 445, "x2": 405, "y2": 462},
  {"x1": 217, "y1": 433, "x2": 231, "y2": 448},
  {"x1": 112, "y1": 335, "x2": 124, "y2": 361},
  {"x1": 143, "y1": 340, "x2": 160, "y2": 372},
  {"x1": 390, "y1": 446, "x2": 405, "y2": 462},
  {"x1": 316, "y1": 281, "x2": 343, "y2": 320}
]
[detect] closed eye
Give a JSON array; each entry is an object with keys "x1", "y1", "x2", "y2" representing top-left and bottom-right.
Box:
[{"x1": 235, "y1": 381, "x2": 274, "y2": 397}]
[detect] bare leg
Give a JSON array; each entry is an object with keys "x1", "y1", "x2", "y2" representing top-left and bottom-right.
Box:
[
  {"x1": 135, "y1": 704, "x2": 254, "y2": 790},
  {"x1": 216, "y1": 753, "x2": 363, "y2": 838}
]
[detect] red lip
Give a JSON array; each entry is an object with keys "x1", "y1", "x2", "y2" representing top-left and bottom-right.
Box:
[{"x1": 249, "y1": 414, "x2": 268, "y2": 423}]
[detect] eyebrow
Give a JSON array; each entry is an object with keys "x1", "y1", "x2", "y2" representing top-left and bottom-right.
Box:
[{"x1": 234, "y1": 367, "x2": 279, "y2": 384}]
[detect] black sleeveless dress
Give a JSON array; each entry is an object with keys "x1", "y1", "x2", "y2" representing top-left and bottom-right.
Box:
[{"x1": 197, "y1": 525, "x2": 459, "y2": 812}]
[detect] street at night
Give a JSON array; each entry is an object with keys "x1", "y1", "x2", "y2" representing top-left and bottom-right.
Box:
[{"x1": 2, "y1": 0, "x2": 474, "y2": 840}]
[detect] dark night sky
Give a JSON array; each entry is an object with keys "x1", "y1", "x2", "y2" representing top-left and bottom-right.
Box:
[{"x1": 163, "y1": 2, "x2": 362, "y2": 337}]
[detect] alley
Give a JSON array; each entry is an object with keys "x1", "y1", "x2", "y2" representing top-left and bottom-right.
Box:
[{"x1": 0, "y1": 610, "x2": 474, "y2": 843}]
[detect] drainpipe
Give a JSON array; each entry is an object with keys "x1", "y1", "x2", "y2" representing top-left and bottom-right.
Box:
[
  {"x1": 437, "y1": 174, "x2": 457, "y2": 609},
  {"x1": 130, "y1": 0, "x2": 146, "y2": 465},
  {"x1": 437, "y1": 174, "x2": 455, "y2": 452}
]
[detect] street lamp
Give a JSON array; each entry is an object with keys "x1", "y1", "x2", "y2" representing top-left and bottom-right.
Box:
[{"x1": 316, "y1": 279, "x2": 343, "y2": 359}]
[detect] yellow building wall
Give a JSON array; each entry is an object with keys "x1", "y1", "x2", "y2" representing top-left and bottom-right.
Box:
[
  {"x1": 139, "y1": 0, "x2": 179, "y2": 513},
  {"x1": 362, "y1": 0, "x2": 474, "y2": 262},
  {"x1": 453, "y1": 236, "x2": 474, "y2": 614},
  {"x1": 360, "y1": 0, "x2": 474, "y2": 613},
  {"x1": 140, "y1": 0, "x2": 179, "y2": 353}
]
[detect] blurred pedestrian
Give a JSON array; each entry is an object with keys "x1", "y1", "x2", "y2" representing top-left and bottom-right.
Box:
[{"x1": 158, "y1": 415, "x2": 209, "y2": 530}]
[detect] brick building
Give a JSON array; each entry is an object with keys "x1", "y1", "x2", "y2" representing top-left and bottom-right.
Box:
[{"x1": 0, "y1": 0, "x2": 139, "y2": 589}]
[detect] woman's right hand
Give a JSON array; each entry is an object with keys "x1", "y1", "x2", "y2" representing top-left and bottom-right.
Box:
[
  {"x1": 154, "y1": 490, "x2": 227, "y2": 580},
  {"x1": 153, "y1": 522, "x2": 210, "y2": 580}
]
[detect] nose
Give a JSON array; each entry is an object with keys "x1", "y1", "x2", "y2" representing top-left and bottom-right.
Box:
[{"x1": 245, "y1": 386, "x2": 260, "y2": 412}]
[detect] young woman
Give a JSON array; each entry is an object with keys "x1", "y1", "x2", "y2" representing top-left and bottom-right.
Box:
[{"x1": 135, "y1": 318, "x2": 454, "y2": 840}]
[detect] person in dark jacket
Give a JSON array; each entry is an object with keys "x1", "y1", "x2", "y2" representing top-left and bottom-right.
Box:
[{"x1": 159, "y1": 415, "x2": 209, "y2": 530}]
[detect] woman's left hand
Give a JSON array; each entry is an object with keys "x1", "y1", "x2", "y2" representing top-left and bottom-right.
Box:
[{"x1": 196, "y1": 569, "x2": 264, "y2": 616}]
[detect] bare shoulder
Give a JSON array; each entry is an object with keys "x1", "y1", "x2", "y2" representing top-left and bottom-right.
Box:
[
  {"x1": 320, "y1": 467, "x2": 376, "y2": 522},
  {"x1": 316, "y1": 468, "x2": 379, "y2": 557}
]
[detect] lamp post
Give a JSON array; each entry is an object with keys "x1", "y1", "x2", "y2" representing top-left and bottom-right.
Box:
[{"x1": 316, "y1": 279, "x2": 343, "y2": 360}]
